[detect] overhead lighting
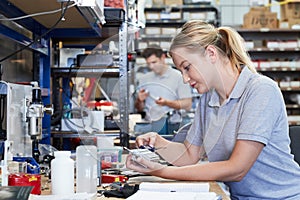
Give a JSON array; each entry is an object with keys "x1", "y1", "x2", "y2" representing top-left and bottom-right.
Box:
[{"x1": 10, "y1": 59, "x2": 26, "y2": 64}]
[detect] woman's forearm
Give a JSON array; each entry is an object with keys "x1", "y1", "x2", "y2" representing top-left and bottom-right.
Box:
[{"x1": 155, "y1": 135, "x2": 200, "y2": 166}]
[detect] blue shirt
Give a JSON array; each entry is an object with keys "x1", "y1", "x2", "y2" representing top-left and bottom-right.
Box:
[{"x1": 186, "y1": 66, "x2": 300, "y2": 199}]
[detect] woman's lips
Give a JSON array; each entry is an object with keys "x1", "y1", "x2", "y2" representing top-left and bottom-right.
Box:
[{"x1": 190, "y1": 82, "x2": 196, "y2": 88}]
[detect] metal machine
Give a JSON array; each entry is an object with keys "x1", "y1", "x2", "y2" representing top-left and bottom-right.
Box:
[
  {"x1": 27, "y1": 82, "x2": 53, "y2": 162},
  {"x1": 0, "y1": 81, "x2": 52, "y2": 186}
]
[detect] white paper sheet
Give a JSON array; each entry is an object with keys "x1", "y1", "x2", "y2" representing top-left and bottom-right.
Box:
[
  {"x1": 126, "y1": 191, "x2": 217, "y2": 200},
  {"x1": 138, "y1": 182, "x2": 210, "y2": 193}
]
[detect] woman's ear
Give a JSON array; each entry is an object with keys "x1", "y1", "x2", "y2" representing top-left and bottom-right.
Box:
[{"x1": 205, "y1": 45, "x2": 217, "y2": 63}]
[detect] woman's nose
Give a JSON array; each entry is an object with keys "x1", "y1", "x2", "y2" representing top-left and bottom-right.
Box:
[{"x1": 182, "y1": 73, "x2": 190, "y2": 84}]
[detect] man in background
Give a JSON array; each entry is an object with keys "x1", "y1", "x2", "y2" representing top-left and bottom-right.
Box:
[{"x1": 135, "y1": 45, "x2": 192, "y2": 123}]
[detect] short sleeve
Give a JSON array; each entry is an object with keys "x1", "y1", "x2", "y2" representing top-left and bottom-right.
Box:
[
  {"x1": 185, "y1": 94, "x2": 208, "y2": 146},
  {"x1": 237, "y1": 78, "x2": 286, "y2": 145}
]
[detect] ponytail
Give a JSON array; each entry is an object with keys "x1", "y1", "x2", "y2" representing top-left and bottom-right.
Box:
[
  {"x1": 170, "y1": 20, "x2": 256, "y2": 73},
  {"x1": 217, "y1": 27, "x2": 256, "y2": 73}
]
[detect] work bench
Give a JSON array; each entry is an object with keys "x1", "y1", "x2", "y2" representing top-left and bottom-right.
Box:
[{"x1": 40, "y1": 175, "x2": 230, "y2": 200}]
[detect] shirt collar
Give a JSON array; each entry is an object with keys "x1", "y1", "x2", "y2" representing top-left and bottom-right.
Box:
[
  {"x1": 208, "y1": 66, "x2": 255, "y2": 107},
  {"x1": 155, "y1": 66, "x2": 171, "y2": 79}
]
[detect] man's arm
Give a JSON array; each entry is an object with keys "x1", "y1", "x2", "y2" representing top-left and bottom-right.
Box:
[
  {"x1": 135, "y1": 89, "x2": 149, "y2": 112},
  {"x1": 135, "y1": 97, "x2": 145, "y2": 112},
  {"x1": 156, "y1": 97, "x2": 192, "y2": 111}
]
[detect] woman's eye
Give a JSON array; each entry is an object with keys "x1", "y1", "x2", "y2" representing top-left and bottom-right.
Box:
[{"x1": 183, "y1": 64, "x2": 191, "y2": 71}]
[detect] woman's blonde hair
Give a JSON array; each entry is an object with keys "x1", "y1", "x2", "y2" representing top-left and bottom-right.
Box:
[{"x1": 169, "y1": 20, "x2": 256, "y2": 73}]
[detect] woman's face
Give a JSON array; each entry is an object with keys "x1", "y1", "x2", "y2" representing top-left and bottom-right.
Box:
[{"x1": 171, "y1": 47, "x2": 215, "y2": 94}]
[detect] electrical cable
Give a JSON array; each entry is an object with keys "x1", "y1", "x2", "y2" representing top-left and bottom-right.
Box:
[
  {"x1": 0, "y1": 0, "x2": 72, "y2": 63},
  {"x1": 0, "y1": 2, "x2": 77, "y2": 21},
  {"x1": 0, "y1": 94, "x2": 6, "y2": 139},
  {"x1": 51, "y1": 62, "x2": 77, "y2": 126},
  {"x1": 0, "y1": 2, "x2": 142, "y2": 63}
]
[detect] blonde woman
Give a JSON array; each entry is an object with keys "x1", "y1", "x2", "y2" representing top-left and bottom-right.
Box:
[{"x1": 126, "y1": 20, "x2": 300, "y2": 199}]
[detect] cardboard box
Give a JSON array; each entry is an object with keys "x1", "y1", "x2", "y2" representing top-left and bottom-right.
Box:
[
  {"x1": 160, "y1": 41, "x2": 171, "y2": 49},
  {"x1": 165, "y1": 0, "x2": 183, "y2": 5},
  {"x1": 145, "y1": 12, "x2": 160, "y2": 20},
  {"x1": 161, "y1": 27, "x2": 177, "y2": 35},
  {"x1": 152, "y1": 0, "x2": 165, "y2": 6},
  {"x1": 145, "y1": 27, "x2": 161, "y2": 35},
  {"x1": 243, "y1": 6, "x2": 278, "y2": 29},
  {"x1": 280, "y1": 1, "x2": 300, "y2": 27},
  {"x1": 169, "y1": 11, "x2": 182, "y2": 19},
  {"x1": 280, "y1": 1, "x2": 300, "y2": 20}
]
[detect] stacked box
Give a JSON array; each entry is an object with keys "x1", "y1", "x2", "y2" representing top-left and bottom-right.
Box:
[
  {"x1": 280, "y1": 0, "x2": 300, "y2": 28},
  {"x1": 165, "y1": 0, "x2": 183, "y2": 5},
  {"x1": 152, "y1": 0, "x2": 183, "y2": 5},
  {"x1": 243, "y1": 6, "x2": 278, "y2": 29},
  {"x1": 152, "y1": 0, "x2": 165, "y2": 6}
]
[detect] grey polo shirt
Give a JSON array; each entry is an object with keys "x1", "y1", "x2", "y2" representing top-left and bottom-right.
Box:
[
  {"x1": 137, "y1": 66, "x2": 192, "y2": 119},
  {"x1": 186, "y1": 66, "x2": 300, "y2": 199}
]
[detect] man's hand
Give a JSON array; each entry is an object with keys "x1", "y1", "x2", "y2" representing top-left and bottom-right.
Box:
[
  {"x1": 138, "y1": 89, "x2": 149, "y2": 102},
  {"x1": 155, "y1": 97, "x2": 167, "y2": 106}
]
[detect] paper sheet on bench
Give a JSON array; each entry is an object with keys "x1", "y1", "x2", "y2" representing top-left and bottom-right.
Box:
[
  {"x1": 126, "y1": 191, "x2": 217, "y2": 200},
  {"x1": 139, "y1": 182, "x2": 210, "y2": 192},
  {"x1": 126, "y1": 182, "x2": 217, "y2": 200}
]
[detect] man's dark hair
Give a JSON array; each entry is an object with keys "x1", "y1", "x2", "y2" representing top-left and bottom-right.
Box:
[{"x1": 141, "y1": 45, "x2": 164, "y2": 59}]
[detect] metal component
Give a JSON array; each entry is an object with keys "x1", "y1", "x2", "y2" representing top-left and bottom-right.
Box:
[
  {"x1": 77, "y1": 53, "x2": 113, "y2": 67},
  {"x1": 59, "y1": 48, "x2": 85, "y2": 68},
  {"x1": 76, "y1": 0, "x2": 106, "y2": 36},
  {"x1": 123, "y1": 147, "x2": 160, "y2": 168},
  {"x1": 119, "y1": 19, "x2": 129, "y2": 147},
  {"x1": 26, "y1": 84, "x2": 53, "y2": 162},
  {"x1": 27, "y1": 103, "x2": 44, "y2": 138},
  {"x1": 27, "y1": 87, "x2": 44, "y2": 139}
]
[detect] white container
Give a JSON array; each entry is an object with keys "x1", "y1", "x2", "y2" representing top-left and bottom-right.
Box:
[
  {"x1": 51, "y1": 151, "x2": 74, "y2": 195},
  {"x1": 76, "y1": 145, "x2": 98, "y2": 194}
]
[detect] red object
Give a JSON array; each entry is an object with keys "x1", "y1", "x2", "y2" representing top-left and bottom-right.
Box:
[
  {"x1": 83, "y1": 78, "x2": 96, "y2": 103},
  {"x1": 104, "y1": 0, "x2": 125, "y2": 8},
  {"x1": 101, "y1": 174, "x2": 128, "y2": 184},
  {"x1": 87, "y1": 101, "x2": 113, "y2": 108},
  {"x1": 127, "y1": 53, "x2": 136, "y2": 61},
  {"x1": 8, "y1": 173, "x2": 41, "y2": 195},
  {"x1": 101, "y1": 161, "x2": 112, "y2": 169}
]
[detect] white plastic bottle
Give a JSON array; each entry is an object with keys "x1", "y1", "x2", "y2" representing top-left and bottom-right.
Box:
[
  {"x1": 51, "y1": 151, "x2": 74, "y2": 195},
  {"x1": 76, "y1": 145, "x2": 97, "y2": 194}
]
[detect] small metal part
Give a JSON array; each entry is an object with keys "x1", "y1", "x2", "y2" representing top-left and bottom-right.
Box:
[{"x1": 123, "y1": 147, "x2": 160, "y2": 168}]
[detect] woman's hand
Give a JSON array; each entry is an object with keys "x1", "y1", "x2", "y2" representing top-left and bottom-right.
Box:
[
  {"x1": 136, "y1": 132, "x2": 158, "y2": 148},
  {"x1": 125, "y1": 154, "x2": 166, "y2": 175}
]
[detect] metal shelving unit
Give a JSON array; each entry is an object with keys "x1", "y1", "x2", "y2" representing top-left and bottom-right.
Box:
[
  {"x1": 50, "y1": 8, "x2": 131, "y2": 148},
  {"x1": 237, "y1": 28, "x2": 300, "y2": 125},
  {"x1": 0, "y1": 1, "x2": 131, "y2": 147},
  {"x1": 136, "y1": 4, "x2": 220, "y2": 53}
]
